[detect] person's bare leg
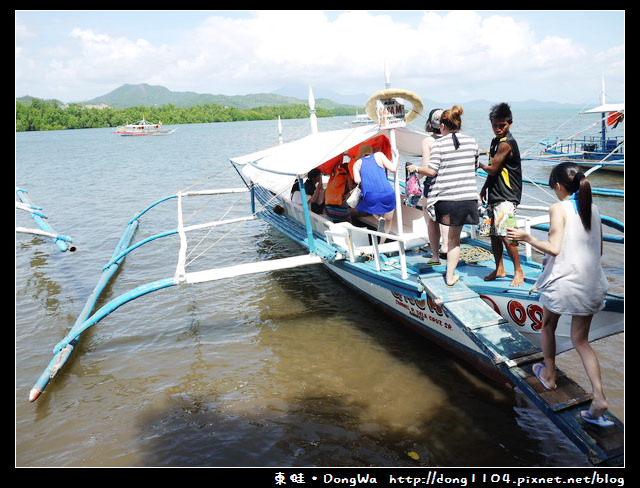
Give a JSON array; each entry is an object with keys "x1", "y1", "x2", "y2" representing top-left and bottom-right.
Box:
[
  {"x1": 426, "y1": 214, "x2": 441, "y2": 263},
  {"x1": 484, "y1": 236, "x2": 507, "y2": 281},
  {"x1": 571, "y1": 314, "x2": 609, "y2": 417},
  {"x1": 538, "y1": 308, "x2": 559, "y2": 389},
  {"x1": 377, "y1": 210, "x2": 394, "y2": 244},
  {"x1": 445, "y1": 226, "x2": 462, "y2": 285},
  {"x1": 505, "y1": 240, "x2": 525, "y2": 286},
  {"x1": 439, "y1": 224, "x2": 449, "y2": 255}
]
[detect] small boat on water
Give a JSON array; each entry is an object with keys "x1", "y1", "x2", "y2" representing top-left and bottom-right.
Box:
[
  {"x1": 533, "y1": 78, "x2": 624, "y2": 174},
  {"x1": 113, "y1": 118, "x2": 176, "y2": 136},
  {"x1": 27, "y1": 82, "x2": 623, "y2": 465},
  {"x1": 345, "y1": 112, "x2": 376, "y2": 126}
]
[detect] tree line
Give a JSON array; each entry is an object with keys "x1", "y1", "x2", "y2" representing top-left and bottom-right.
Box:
[{"x1": 15, "y1": 98, "x2": 356, "y2": 132}]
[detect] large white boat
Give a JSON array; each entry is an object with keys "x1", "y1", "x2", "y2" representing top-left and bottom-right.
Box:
[{"x1": 28, "y1": 83, "x2": 623, "y2": 465}]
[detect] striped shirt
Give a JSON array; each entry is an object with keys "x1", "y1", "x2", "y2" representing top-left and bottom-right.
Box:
[{"x1": 427, "y1": 132, "x2": 479, "y2": 204}]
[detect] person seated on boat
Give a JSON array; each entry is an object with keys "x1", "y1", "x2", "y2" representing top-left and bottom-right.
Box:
[
  {"x1": 507, "y1": 162, "x2": 613, "y2": 427},
  {"x1": 352, "y1": 145, "x2": 397, "y2": 241},
  {"x1": 478, "y1": 102, "x2": 524, "y2": 286},
  {"x1": 324, "y1": 161, "x2": 355, "y2": 222},
  {"x1": 290, "y1": 168, "x2": 324, "y2": 214}
]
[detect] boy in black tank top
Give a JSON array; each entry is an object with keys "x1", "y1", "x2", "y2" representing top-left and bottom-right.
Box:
[{"x1": 478, "y1": 103, "x2": 524, "y2": 286}]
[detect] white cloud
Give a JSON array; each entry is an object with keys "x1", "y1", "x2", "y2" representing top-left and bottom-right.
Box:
[{"x1": 15, "y1": 10, "x2": 624, "y2": 104}]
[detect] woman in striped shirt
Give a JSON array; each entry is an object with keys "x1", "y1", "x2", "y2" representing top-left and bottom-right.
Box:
[{"x1": 420, "y1": 105, "x2": 479, "y2": 286}]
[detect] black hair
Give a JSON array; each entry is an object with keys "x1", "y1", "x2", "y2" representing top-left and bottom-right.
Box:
[
  {"x1": 489, "y1": 102, "x2": 513, "y2": 123},
  {"x1": 548, "y1": 162, "x2": 593, "y2": 230}
]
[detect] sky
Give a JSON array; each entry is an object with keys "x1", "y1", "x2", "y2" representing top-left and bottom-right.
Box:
[{"x1": 15, "y1": 10, "x2": 625, "y2": 106}]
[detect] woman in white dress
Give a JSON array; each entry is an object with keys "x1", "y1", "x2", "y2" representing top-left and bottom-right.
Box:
[{"x1": 507, "y1": 162, "x2": 613, "y2": 427}]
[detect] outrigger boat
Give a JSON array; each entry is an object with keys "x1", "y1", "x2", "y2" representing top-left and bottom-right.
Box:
[
  {"x1": 532, "y1": 78, "x2": 624, "y2": 174},
  {"x1": 113, "y1": 118, "x2": 176, "y2": 136},
  {"x1": 28, "y1": 83, "x2": 624, "y2": 465}
]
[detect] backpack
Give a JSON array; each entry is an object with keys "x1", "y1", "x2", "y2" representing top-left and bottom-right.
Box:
[{"x1": 325, "y1": 165, "x2": 351, "y2": 205}]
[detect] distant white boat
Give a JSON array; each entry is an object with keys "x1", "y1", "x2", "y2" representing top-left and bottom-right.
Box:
[
  {"x1": 345, "y1": 112, "x2": 375, "y2": 126},
  {"x1": 113, "y1": 118, "x2": 176, "y2": 136}
]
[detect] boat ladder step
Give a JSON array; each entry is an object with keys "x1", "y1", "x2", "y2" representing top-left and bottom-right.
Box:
[
  {"x1": 417, "y1": 274, "x2": 478, "y2": 304},
  {"x1": 419, "y1": 274, "x2": 541, "y2": 364},
  {"x1": 513, "y1": 359, "x2": 593, "y2": 412}
]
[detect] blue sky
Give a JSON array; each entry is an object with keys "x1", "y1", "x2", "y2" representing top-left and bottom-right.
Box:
[{"x1": 15, "y1": 10, "x2": 624, "y2": 105}]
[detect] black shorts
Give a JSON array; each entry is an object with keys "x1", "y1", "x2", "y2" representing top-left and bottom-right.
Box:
[{"x1": 435, "y1": 199, "x2": 479, "y2": 226}]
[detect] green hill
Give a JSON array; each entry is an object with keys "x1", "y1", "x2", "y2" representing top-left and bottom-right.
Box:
[{"x1": 81, "y1": 83, "x2": 355, "y2": 110}]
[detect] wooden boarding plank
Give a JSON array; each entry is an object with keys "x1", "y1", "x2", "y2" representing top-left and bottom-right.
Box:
[
  {"x1": 471, "y1": 324, "x2": 540, "y2": 363},
  {"x1": 519, "y1": 362, "x2": 593, "y2": 411}
]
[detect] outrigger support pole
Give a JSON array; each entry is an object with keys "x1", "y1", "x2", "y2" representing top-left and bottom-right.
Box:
[
  {"x1": 16, "y1": 187, "x2": 76, "y2": 252},
  {"x1": 28, "y1": 218, "x2": 141, "y2": 401}
]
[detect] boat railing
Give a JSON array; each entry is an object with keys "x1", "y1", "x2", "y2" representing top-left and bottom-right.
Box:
[
  {"x1": 544, "y1": 135, "x2": 624, "y2": 156},
  {"x1": 326, "y1": 202, "x2": 623, "y2": 272},
  {"x1": 325, "y1": 222, "x2": 413, "y2": 278},
  {"x1": 516, "y1": 204, "x2": 624, "y2": 260}
]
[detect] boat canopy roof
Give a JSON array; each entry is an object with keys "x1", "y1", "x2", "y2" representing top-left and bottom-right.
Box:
[
  {"x1": 581, "y1": 103, "x2": 624, "y2": 114},
  {"x1": 231, "y1": 124, "x2": 425, "y2": 196}
]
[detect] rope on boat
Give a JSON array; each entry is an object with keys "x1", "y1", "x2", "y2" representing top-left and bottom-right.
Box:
[
  {"x1": 364, "y1": 244, "x2": 493, "y2": 272},
  {"x1": 460, "y1": 244, "x2": 493, "y2": 264}
]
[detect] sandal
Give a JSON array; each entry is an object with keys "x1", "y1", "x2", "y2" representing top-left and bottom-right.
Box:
[
  {"x1": 445, "y1": 275, "x2": 460, "y2": 287},
  {"x1": 580, "y1": 410, "x2": 614, "y2": 427}
]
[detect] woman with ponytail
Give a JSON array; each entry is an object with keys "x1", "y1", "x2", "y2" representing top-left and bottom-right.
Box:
[{"x1": 507, "y1": 162, "x2": 613, "y2": 427}]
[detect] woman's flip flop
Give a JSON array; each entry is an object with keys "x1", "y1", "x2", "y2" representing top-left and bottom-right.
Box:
[
  {"x1": 580, "y1": 410, "x2": 614, "y2": 427},
  {"x1": 532, "y1": 363, "x2": 556, "y2": 390}
]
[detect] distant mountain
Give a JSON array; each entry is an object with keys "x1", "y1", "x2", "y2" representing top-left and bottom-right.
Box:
[
  {"x1": 451, "y1": 99, "x2": 587, "y2": 111},
  {"x1": 22, "y1": 82, "x2": 590, "y2": 112},
  {"x1": 80, "y1": 83, "x2": 359, "y2": 110}
]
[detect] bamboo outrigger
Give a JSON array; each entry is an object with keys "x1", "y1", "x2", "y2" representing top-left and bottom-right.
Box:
[{"x1": 16, "y1": 187, "x2": 76, "y2": 252}]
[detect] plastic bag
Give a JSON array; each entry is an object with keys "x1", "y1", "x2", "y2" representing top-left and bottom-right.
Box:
[
  {"x1": 404, "y1": 170, "x2": 422, "y2": 207},
  {"x1": 346, "y1": 185, "x2": 362, "y2": 208}
]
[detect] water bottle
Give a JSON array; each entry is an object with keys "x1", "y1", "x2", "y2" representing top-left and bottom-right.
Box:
[{"x1": 506, "y1": 215, "x2": 518, "y2": 246}]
